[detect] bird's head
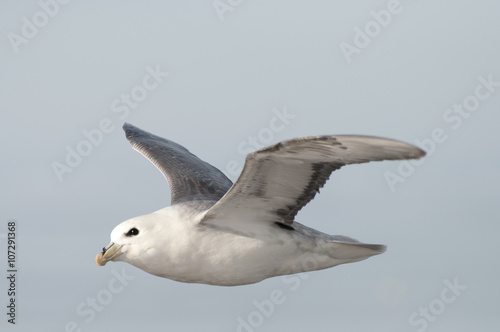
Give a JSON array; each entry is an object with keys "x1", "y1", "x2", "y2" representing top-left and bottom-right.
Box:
[{"x1": 96, "y1": 218, "x2": 156, "y2": 267}]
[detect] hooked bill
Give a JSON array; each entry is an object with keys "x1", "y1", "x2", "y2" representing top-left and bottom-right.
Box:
[{"x1": 95, "y1": 252, "x2": 105, "y2": 266}]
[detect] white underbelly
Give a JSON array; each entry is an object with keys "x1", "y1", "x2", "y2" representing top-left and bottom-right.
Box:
[{"x1": 148, "y1": 229, "x2": 335, "y2": 286}]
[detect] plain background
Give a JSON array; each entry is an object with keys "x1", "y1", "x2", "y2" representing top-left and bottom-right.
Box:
[{"x1": 1, "y1": 0, "x2": 499, "y2": 331}]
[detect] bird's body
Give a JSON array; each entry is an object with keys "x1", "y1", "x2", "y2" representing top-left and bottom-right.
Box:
[
  {"x1": 96, "y1": 124, "x2": 425, "y2": 286},
  {"x1": 114, "y1": 203, "x2": 379, "y2": 286}
]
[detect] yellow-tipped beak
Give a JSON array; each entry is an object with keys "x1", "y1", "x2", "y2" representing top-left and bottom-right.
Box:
[{"x1": 96, "y1": 242, "x2": 123, "y2": 266}]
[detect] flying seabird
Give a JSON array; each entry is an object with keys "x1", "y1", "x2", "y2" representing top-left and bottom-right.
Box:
[{"x1": 96, "y1": 123, "x2": 425, "y2": 286}]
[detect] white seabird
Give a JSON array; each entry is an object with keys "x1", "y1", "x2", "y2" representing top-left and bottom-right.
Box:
[{"x1": 96, "y1": 123, "x2": 425, "y2": 286}]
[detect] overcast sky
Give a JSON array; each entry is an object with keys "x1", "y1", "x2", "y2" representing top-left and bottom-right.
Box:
[{"x1": 1, "y1": 1, "x2": 499, "y2": 331}]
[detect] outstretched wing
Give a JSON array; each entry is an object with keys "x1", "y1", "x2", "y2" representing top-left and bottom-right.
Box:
[
  {"x1": 123, "y1": 123, "x2": 233, "y2": 205},
  {"x1": 202, "y1": 135, "x2": 424, "y2": 230}
]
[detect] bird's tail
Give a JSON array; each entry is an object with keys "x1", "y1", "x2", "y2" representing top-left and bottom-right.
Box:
[{"x1": 327, "y1": 236, "x2": 386, "y2": 262}]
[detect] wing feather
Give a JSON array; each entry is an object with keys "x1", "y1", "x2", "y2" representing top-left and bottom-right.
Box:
[
  {"x1": 202, "y1": 135, "x2": 424, "y2": 229},
  {"x1": 123, "y1": 123, "x2": 233, "y2": 205}
]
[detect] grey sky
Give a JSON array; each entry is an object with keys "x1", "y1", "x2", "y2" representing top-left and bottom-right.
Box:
[{"x1": 1, "y1": 0, "x2": 499, "y2": 331}]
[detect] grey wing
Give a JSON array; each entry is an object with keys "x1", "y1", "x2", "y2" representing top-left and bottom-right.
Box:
[
  {"x1": 123, "y1": 123, "x2": 233, "y2": 205},
  {"x1": 202, "y1": 135, "x2": 425, "y2": 232}
]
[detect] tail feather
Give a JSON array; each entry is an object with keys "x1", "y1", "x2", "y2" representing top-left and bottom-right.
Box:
[{"x1": 328, "y1": 240, "x2": 387, "y2": 262}]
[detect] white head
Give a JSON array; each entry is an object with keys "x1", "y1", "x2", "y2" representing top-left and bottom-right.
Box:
[
  {"x1": 96, "y1": 205, "x2": 200, "y2": 280},
  {"x1": 96, "y1": 216, "x2": 160, "y2": 269}
]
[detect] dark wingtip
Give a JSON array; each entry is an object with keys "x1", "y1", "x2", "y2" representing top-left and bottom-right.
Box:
[
  {"x1": 122, "y1": 123, "x2": 146, "y2": 141},
  {"x1": 399, "y1": 140, "x2": 426, "y2": 160},
  {"x1": 122, "y1": 123, "x2": 136, "y2": 133},
  {"x1": 413, "y1": 146, "x2": 427, "y2": 159},
  {"x1": 122, "y1": 122, "x2": 133, "y2": 135}
]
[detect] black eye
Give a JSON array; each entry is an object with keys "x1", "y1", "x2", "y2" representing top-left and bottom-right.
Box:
[{"x1": 125, "y1": 228, "x2": 139, "y2": 237}]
